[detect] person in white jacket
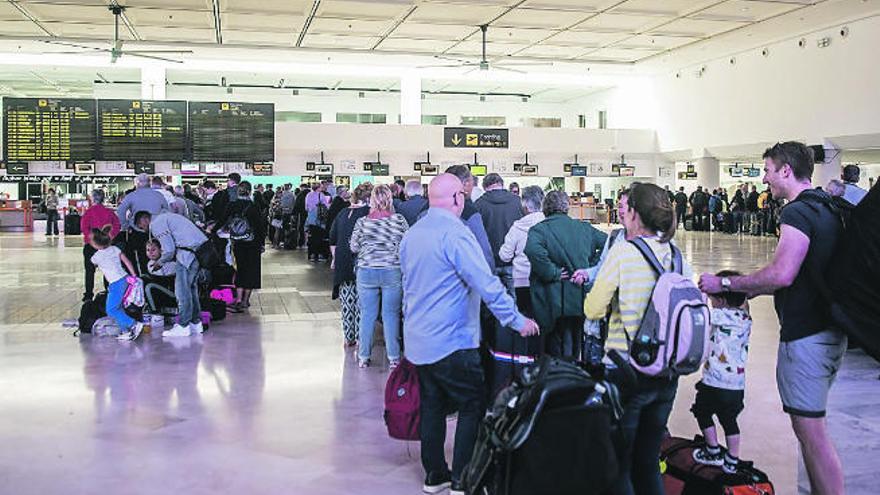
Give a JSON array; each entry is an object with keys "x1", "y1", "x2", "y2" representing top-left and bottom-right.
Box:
[{"x1": 498, "y1": 185, "x2": 545, "y2": 316}]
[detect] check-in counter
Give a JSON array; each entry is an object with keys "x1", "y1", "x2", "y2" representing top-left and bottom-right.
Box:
[
  {"x1": 0, "y1": 200, "x2": 34, "y2": 232},
  {"x1": 568, "y1": 199, "x2": 600, "y2": 223}
]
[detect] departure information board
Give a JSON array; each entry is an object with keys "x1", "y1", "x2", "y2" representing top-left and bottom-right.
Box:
[
  {"x1": 3, "y1": 98, "x2": 96, "y2": 161},
  {"x1": 188, "y1": 102, "x2": 274, "y2": 161},
  {"x1": 97, "y1": 99, "x2": 186, "y2": 161}
]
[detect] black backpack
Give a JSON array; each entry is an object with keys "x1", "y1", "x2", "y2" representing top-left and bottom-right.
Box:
[
  {"x1": 798, "y1": 187, "x2": 880, "y2": 361},
  {"x1": 316, "y1": 201, "x2": 330, "y2": 225},
  {"x1": 78, "y1": 292, "x2": 108, "y2": 333}
]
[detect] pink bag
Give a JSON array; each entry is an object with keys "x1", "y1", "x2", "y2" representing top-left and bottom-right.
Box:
[
  {"x1": 627, "y1": 239, "x2": 711, "y2": 378},
  {"x1": 384, "y1": 358, "x2": 420, "y2": 441},
  {"x1": 209, "y1": 287, "x2": 235, "y2": 305}
]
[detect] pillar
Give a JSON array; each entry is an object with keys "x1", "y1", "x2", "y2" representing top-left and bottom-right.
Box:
[
  {"x1": 399, "y1": 73, "x2": 421, "y2": 125},
  {"x1": 694, "y1": 156, "x2": 720, "y2": 191},
  {"x1": 813, "y1": 140, "x2": 841, "y2": 190},
  {"x1": 141, "y1": 66, "x2": 166, "y2": 100}
]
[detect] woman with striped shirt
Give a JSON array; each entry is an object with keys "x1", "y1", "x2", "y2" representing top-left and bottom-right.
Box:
[
  {"x1": 350, "y1": 185, "x2": 409, "y2": 369},
  {"x1": 584, "y1": 183, "x2": 693, "y2": 495}
]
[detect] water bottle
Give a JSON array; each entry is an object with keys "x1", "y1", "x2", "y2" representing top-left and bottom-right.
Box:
[
  {"x1": 584, "y1": 320, "x2": 604, "y2": 366},
  {"x1": 586, "y1": 382, "x2": 606, "y2": 407}
]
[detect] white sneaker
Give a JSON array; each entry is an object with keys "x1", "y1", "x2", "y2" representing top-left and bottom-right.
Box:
[
  {"x1": 130, "y1": 322, "x2": 145, "y2": 341},
  {"x1": 189, "y1": 321, "x2": 204, "y2": 335},
  {"x1": 162, "y1": 324, "x2": 191, "y2": 338},
  {"x1": 116, "y1": 330, "x2": 134, "y2": 341}
]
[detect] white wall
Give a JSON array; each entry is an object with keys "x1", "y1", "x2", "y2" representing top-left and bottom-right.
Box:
[{"x1": 652, "y1": 14, "x2": 880, "y2": 155}]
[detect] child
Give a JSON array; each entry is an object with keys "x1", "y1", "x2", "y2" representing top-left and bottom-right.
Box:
[
  {"x1": 89, "y1": 227, "x2": 144, "y2": 341},
  {"x1": 691, "y1": 269, "x2": 752, "y2": 474}
]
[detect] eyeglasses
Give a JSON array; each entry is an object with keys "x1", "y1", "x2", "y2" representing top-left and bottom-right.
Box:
[{"x1": 452, "y1": 190, "x2": 465, "y2": 206}]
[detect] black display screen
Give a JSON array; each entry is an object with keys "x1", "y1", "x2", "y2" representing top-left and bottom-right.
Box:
[
  {"x1": 97, "y1": 99, "x2": 187, "y2": 161},
  {"x1": 188, "y1": 101, "x2": 274, "y2": 161},
  {"x1": 3, "y1": 98, "x2": 96, "y2": 161}
]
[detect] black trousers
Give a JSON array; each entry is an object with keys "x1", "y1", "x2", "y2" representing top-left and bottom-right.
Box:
[
  {"x1": 82, "y1": 244, "x2": 107, "y2": 299},
  {"x1": 543, "y1": 316, "x2": 585, "y2": 360},
  {"x1": 307, "y1": 225, "x2": 328, "y2": 259},
  {"x1": 676, "y1": 208, "x2": 687, "y2": 227},
  {"x1": 46, "y1": 209, "x2": 59, "y2": 235}
]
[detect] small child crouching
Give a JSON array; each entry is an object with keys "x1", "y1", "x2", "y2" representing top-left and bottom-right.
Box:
[
  {"x1": 89, "y1": 227, "x2": 143, "y2": 341},
  {"x1": 691, "y1": 270, "x2": 752, "y2": 474}
]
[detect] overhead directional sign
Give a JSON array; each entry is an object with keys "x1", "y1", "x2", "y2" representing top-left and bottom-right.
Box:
[{"x1": 444, "y1": 127, "x2": 508, "y2": 148}]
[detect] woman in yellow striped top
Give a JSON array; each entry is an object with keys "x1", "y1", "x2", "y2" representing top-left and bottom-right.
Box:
[{"x1": 583, "y1": 183, "x2": 692, "y2": 495}]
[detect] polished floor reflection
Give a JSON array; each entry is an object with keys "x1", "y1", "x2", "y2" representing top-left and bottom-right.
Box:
[{"x1": 0, "y1": 229, "x2": 877, "y2": 494}]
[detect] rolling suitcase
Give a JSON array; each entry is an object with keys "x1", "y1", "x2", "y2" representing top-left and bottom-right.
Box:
[
  {"x1": 661, "y1": 435, "x2": 775, "y2": 495},
  {"x1": 65, "y1": 213, "x2": 81, "y2": 235}
]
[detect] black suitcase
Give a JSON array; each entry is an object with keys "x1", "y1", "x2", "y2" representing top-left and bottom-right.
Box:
[
  {"x1": 723, "y1": 213, "x2": 736, "y2": 234},
  {"x1": 65, "y1": 213, "x2": 81, "y2": 235},
  {"x1": 464, "y1": 357, "x2": 624, "y2": 495}
]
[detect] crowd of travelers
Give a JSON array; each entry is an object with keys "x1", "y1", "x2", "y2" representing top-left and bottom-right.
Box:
[{"x1": 73, "y1": 141, "x2": 875, "y2": 495}]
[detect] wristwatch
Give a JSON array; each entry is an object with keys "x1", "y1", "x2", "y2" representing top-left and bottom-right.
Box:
[{"x1": 721, "y1": 277, "x2": 732, "y2": 292}]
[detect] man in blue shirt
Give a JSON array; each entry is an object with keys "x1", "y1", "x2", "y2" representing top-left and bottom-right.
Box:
[{"x1": 400, "y1": 173, "x2": 539, "y2": 495}]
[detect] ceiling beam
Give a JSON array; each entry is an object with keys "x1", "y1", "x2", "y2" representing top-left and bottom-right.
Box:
[
  {"x1": 7, "y1": 0, "x2": 54, "y2": 37},
  {"x1": 296, "y1": 0, "x2": 322, "y2": 48},
  {"x1": 211, "y1": 0, "x2": 223, "y2": 44},
  {"x1": 371, "y1": 4, "x2": 418, "y2": 50}
]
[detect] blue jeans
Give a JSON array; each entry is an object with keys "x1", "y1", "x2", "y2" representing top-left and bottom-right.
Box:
[
  {"x1": 611, "y1": 374, "x2": 678, "y2": 495},
  {"x1": 356, "y1": 266, "x2": 402, "y2": 361},
  {"x1": 106, "y1": 278, "x2": 135, "y2": 330},
  {"x1": 417, "y1": 349, "x2": 485, "y2": 483},
  {"x1": 175, "y1": 260, "x2": 201, "y2": 325}
]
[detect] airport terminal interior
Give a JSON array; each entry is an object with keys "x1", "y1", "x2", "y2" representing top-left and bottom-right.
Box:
[{"x1": 1, "y1": 1, "x2": 880, "y2": 494}]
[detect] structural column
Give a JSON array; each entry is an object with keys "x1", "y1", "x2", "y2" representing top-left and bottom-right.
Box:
[
  {"x1": 694, "y1": 155, "x2": 721, "y2": 190},
  {"x1": 141, "y1": 66, "x2": 166, "y2": 100},
  {"x1": 813, "y1": 140, "x2": 841, "y2": 190},
  {"x1": 399, "y1": 73, "x2": 421, "y2": 125}
]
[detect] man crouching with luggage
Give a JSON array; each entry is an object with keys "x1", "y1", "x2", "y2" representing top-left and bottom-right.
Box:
[{"x1": 400, "y1": 173, "x2": 540, "y2": 495}]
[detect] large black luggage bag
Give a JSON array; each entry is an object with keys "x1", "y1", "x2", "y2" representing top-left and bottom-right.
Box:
[
  {"x1": 65, "y1": 213, "x2": 81, "y2": 235},
  {"x1": 464, "y1": 356, "x2": 624, "y2": 495}
]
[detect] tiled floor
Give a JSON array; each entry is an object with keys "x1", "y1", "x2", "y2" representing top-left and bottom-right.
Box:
[{"x1": 0, "y1": 229, "x2": 877, "y2": 494}]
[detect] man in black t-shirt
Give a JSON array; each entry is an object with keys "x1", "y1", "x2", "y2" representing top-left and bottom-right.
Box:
[
  {"x1": 674, "y1": 187, "x2": 688, "y2": 226},
  {"x1": 700, "y1": 141, "x2": 846, "y2": 495}
]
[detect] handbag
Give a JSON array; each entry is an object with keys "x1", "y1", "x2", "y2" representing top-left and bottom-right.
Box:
[{"x1": 181, "y1": 240, "x2": 220, "y2": 269}]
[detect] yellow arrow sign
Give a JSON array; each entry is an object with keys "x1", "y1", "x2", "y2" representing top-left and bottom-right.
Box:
[{"x1": 452, "y1": 134, "x2": 462, "y2": 145}]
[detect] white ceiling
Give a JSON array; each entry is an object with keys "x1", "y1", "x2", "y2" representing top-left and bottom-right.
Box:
[{"x1": 0, "y1": 0, "x2": 834, "y2": 65}]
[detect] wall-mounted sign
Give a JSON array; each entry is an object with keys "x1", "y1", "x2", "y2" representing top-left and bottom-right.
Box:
[
  {"x1": 133, "y1": 162, "x2": 155, "y2": 175},
  {"x1": 252, "y1": 163, "x2": 273, "y2": 176},
  {"x1": 180, "y1": 163, "x2": 201, "y2": 175},
  {"x1": 564, "y1": 163, "x2": 574, "y2": 173},
  {"x1": 570, "y1": 165, "x2": 587, "y2": 177},
  {"x1": 204, "y1": 163, "x2": 224, "y2": 174},
  {"x1": 521, "y1": 165, "x2": 539, "y2": 176},
  {"x1": 315, "y1": 164, "x2": 333, "y2": 175},
  {"x1": 7, "y1": 162, "x2": 28, "y2": 175},
  {"x1": 444, "y1": 127, "x2": 508, "y2": 148},
  {"x1": 470, "y1": 164, "x2": 488, "y2": 176},
  {"x1": 74, "y1": 163, "x2": 95, "y2": 175},
  {"x1": 421, "y1": 164, "x2": 439, "y2": 176},
  {"x1": 619, "y1": 166, "x2": 635, "y2": 177},
  {"x1": 371, "y1": 163, "x2": 389, "y2": 176},
  {"x1": 414, "y1": 161, "x2": 429, "y2": 172}
]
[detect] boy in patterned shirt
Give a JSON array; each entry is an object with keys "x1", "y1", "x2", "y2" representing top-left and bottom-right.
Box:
[{"x1": 691, "y1": 270, "x2": 752, "y2": 474}]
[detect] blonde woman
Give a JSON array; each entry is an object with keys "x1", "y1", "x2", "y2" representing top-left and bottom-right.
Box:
[{"x1": 350, "y1": 185, "x2": 409, "y2": 369}]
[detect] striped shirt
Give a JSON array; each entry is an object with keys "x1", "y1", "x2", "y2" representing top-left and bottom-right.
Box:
[
  {"x1": 350, "y1": 214, "x2": 409, "y2": 269},
  {"x1": 584, "y1": 237, "x2": 693, "y2": 354}
]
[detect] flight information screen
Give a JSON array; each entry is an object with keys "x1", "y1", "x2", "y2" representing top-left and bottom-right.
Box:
[
  {"x1": 97, "y1": 99, "x2": 187, "y2": 161},
  {"x1": 3, "y1": 98, "x2": 96, "y2": 161},
  {"x1": 188, "y1": 101, "x2": 274, "y2": 161}
]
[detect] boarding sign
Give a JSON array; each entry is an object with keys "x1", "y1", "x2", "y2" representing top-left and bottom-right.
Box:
[{"x1": 444, "y1": 127, "x2": 508, "y2": 148}]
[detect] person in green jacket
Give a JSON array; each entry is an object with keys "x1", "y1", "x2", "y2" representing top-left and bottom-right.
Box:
[{"x1": 524, "y1": 190, "x2": 607, "y2": 358}]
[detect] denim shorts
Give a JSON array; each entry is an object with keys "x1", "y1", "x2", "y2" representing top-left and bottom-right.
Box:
[{"x1": 776, "y1": 329, "x2": 847, "y2": 418}]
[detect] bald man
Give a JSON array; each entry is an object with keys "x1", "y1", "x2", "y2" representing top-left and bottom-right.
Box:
[{"x1": 400, "y1": 173, "x2": 539, "y2": 494}]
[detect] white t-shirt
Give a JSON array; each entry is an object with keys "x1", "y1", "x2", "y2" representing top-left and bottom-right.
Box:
[
  {"x1": 90, "y1": 246, "x2": 128, "y2": 283},
  {"x1": 701, "y1": 308, "x2": 752, "y2": 390}
]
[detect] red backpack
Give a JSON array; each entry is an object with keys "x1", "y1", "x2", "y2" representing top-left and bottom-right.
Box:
[{"x1": 384, "y1": 358, "x2": 420, "y2": 441}]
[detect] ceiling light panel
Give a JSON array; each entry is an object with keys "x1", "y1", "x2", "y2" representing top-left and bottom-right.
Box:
[
  {"x1": 574, "y1": 13, "x2": 663, "y2": 32},
  {"x1": 222, "y1": 13, "x2": 305, "y2": 32},
  {"x1": 446, "y1": 40, "x2": 530, "y2": 57},
  {"x1": 224, "y1": 0, "x2": 312, "y2": 15},
  {"x1": 610, "y1": 0, "x2": 716, "y2": 17},
  {"x1": 464, "y1": 27, "x2": 554, "y2": 44},
  {"x1": 617, "y1": 34, "x2": 701, "y2": 50},
  {"x1": 310, "y1": 17, "x2": 394, "y2": 36},
  {"x1": 546, "y1": 30, "x2": 630, "y2": 47},
  {"x1": 649, "y1": 18, "x2": 748, "y2": 37},
  {"x1": 300, "y1": 33, "x2": 380, "y2": 49},
  {"x1": 390, "y1": 22, "x2": 475, "y2": 40},
  {"x1": 692, "y1": 0, "x2": 801, "y2": 23},
  {"x1": 222, "y1": 30, "x2": 295, "y2": 45},
  {"x1": 408, "y1": 4, "x2": 508, "y2": 25},
  {"x1": 517, "y1": 44, "x2": 580, "y2": 58},
  {"x1": 495, "y1": 8, "x2": 591, "y2": 29},
  {"x1": 374, "y1": 37, "x2": 457, "y2": 52},
  {"x1": 136, "y1": 26, "x2": 216, "y2": 43},
  {"x1": 521, "y1": 0, "x2": 613, "y2": 11},
  {"x1": 22, "y1": 3, "x2": 112, "y2": 24},
  {"x1": 318, "y1": 0, "x2": 415, "y2": 19},
  {"x1": 125, "y1": 9, "x2": 213, "y2": 29}
]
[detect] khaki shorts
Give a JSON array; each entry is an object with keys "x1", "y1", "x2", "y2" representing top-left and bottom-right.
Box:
[{"x1": 776, "y1": 329, "x2": 847, "y2": 418}]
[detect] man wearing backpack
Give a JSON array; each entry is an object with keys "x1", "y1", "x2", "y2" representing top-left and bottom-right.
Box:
[{"x1": 700, "y1": 141, "x2": 846, "y2": 495}]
